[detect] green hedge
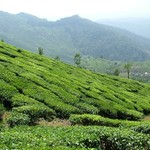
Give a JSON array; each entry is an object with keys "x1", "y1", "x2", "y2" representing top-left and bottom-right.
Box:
[
  {"x1": 11, "y1": 94, "x2": 44, "y2": 107},
  {"x1": 76, "y1": 102, "x2": 99, "y2": 114},
  {"x1": 13, "y1": 105, "x2": 56, "y2": 124},
  {"x1": 0, "y1": 79, "x2": 18, "y2": 100},
  {"x1": 69, "y1": 114, "x2": 149, "y2": 127},
  {"x1": 131, "y1": 124, "x2": 150, "y2": 134},
  {"x1": 5, "y1": 112, "x2": 30, "y2": 127}
]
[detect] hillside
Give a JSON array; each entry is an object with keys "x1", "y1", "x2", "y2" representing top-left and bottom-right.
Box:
[
  {"x1": 81, "y1": 56, "x2": 150, "y2": 83},
  {"x1": 1, "y1": 11, "x2": 150, "y2": 63},
  {"x1": 98, "y1": 17, "x2": 150, "y2": 39},
  {"x1": 0, "y1": 41, "x2": 150, "y2": 125}
]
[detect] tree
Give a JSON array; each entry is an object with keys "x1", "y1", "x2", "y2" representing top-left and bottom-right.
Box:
[
  {"x1": 55, "y1": 56, "x2": 60, "y2": 61},
  {"x1": 124, "y1": 63, "x2": 132, "y2": 79},
  {"x1": 114, "y1": 69, "x2": 120, "y2": 76},
  {"x1": 74, "y1": 53, "x2": 81, "y2": 67},
  {"x1": 38, "y1": 47, "x2": 44, "y2": 55}
]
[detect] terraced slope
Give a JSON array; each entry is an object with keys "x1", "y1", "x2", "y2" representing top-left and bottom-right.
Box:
[{"x1": 0, "y1": 41, "x2": 150, "y2": 123}]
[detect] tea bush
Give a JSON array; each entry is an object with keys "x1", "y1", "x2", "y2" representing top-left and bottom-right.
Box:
[
  {"x1": 0, "y1": 79, "x2": 18, "y2": 100},
  {"x1": 69, "y1": 114, "x2": 150, "y2": 127},
  {"x1": 131, "y1": 124, "x2": 150, "y2": 134},
  {"x1": 0, "y1": 126, "x2": 149, "y2": 149},
  {"x1": 0, "y1": 103, "x2": 5, "y2": 120},
  {"x1": 5, "y1": 111, "x2": 30, "y2": 127},
  {"x1": 1, "y1": 41, "x2": 150, "y2": 123},
  {"x1": 13, "y1": 105, "x2": 56, "y2": 124}
]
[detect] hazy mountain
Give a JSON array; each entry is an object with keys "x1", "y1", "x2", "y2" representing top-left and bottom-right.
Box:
[
  {"x1": 1, "y1": 11, "x2": 150, "y2": 62},
  {"x1": 97, "y1": 18, "x2": 150, "y2": 39}
]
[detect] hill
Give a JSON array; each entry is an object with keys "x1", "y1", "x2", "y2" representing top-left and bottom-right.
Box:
[
  {"x1": 0, "y1": 41, "x2": 150, "y2": 125},
  {"x1": 1, "y1": 11, "x2": 150, "y2": 63},
  {"x1": 81, "y1": 56, "x2": 150, "y2": 83},
  {"x1": 98, "y1": 17, "x2": 150, "y2": 39}
]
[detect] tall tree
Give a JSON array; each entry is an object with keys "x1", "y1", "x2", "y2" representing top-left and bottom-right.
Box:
[
  {"x1": 38, "y1": 47, "x2": 44, "y2": 55},
  {"x1": 114, "y1": 68, "x2": 120, "y2": 76},
  {"x1": 1, "y1": 39, "x2": 4, "y2": 42},
  {"x1": 55, "y1": 56, "x2": 60, "y2": 61},
  {"x1": 124, "y1": 63, "x2": 132, "y2": 79},
  {"x1": 74, "y1": 53, "x2": 81, "y2": 67}
]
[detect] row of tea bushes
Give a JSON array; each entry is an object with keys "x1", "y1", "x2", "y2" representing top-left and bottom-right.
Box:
[
  {"x1": 1, "y1": 41, "x2": 150, "y2": 122},
  {"x1": 69, "y1": 114, "x2": 150, "y2": 127},
  {"x1": 0, "y1": 125, "x2": 149, "y2": 149},
  {"x1": 131, "y1": 124, "x2": 150, "y2": 134}
]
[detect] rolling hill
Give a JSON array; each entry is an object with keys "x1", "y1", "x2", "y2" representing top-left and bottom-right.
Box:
[
  {"x1": 1, "y1": 11, "x2": 150, "y2": 63},
  {"x1": 0, "y1": 41, "x2": 150, "y2": 125}
]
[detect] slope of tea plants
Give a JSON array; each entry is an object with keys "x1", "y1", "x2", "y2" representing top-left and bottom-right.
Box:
[
  {"x1": 0, "y1": 41, "x2": 150, "y2": 124},
  {"x1": 0, "y1": 125, "x2": 150, "y2": 149}
]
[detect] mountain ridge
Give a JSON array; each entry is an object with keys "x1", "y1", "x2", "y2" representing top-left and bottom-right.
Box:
[
  {"x1": 0, "y1": 11, "x2": 150, "y2": 62},
  {"x1": 97, "y1": 17, "x2": 150, "y2": 39}
]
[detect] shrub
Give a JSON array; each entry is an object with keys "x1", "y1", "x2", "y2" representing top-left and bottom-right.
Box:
[
  {"x1": 125, "y1": 109, "x2": 143, "y2": 120},
  {"x1": 0, "y1": 126, "x2": 149, "y2": 149},
  {"x1": 0, "y1": 103, "x2": 5, "y2": 120},
  {"x1": 69, "y1": 114, "x2": 146, "y2": 127},
  {"x1": 13, "y1": 105, "x2": 56, "y2": 124},
  {"x1": 6, "y1": 111, "x2": 30, "y2": 127},
  {"x1": 11, "y1": 94, "x2": 43, "y2": 107},
  {"x1": 131, "y1": 124, "x2": 150, "y2": 134},
  {"x1": 23, "y1": 84, "x2": 80, "y2": 118},
  {"x1": 0, "y1": 79, "x2": 18, "y2": 99},
  {"x1": 76, "y1": 102, "x2": 99, "y2": 114}
]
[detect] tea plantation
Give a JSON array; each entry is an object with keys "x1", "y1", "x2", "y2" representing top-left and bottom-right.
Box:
[{"x1": 0, "y1": 41, "x2": 150, "y2": 149}]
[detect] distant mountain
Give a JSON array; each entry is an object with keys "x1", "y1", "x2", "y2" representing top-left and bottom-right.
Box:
[
  {"x1": 1, "y1": 11, "x2": 150, "y2": 62},
  {"x1": 97, "y1": 18, "x2": 150, "y2": 39}
]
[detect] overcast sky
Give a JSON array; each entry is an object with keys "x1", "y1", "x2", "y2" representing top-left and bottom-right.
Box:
[{"x1": 0, "y1": 0, "x2": 150, "y2": 21}]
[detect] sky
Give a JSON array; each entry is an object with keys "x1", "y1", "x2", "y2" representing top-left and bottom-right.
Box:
[{"x1": 0, "y1": 0, "x2": 150, "y2": 21}]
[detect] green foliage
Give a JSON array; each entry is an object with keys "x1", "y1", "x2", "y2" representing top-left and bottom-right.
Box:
[
  {"x1": 11, "y1": 93, "x2": 43, "y2": 107},
  {"x1": 55, "y1": 56, "x2": 60, "y2": 61},
  {"x1": 0, "y1": 126, "x2": 149, "y2": 149},
  {"x1": 38, "y1": 47, "x2": 44, "y2": 55},
  {"x1": 131, "y1": 124, "x2": 150, "y2": 134},
  {"x1": 0, "y1": 103, "x2": 5, "y2": 120},
  {"x1": 5, "y1": 112, "x2": 30, "y2": 127},
  {"x1": 74, "y1": 53, "x2": 81, "y2": 66},
  {"x1": 0, "y1": 79, "x2": 18, "y2": 100},
  {"x1": 124, "y1": 63, "x2": 132, "y2": 79},
  {"x1": 0, "y1": 41, "x2": 150, "y2": 123},
  {"x1": 13, "y1": 105, "x2": 56, "y2": 124},
  {"x1": 69, "y1": 114, "x2": 149, "y2": 127},
  {"x1": 80, "y1": 56, "x2": 150, "y2": 83},
  {"x1": 114, "y1": 68, "x2": 120, "y2": 76}
]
